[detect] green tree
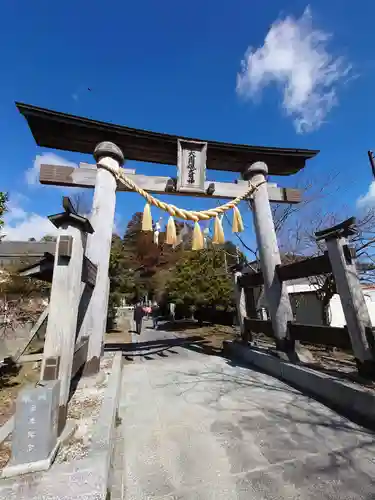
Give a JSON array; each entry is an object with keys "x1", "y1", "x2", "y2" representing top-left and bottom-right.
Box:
[
  {"x1": 108, "y1": 234, "x2": 136, "y2": 320},
  {"x1": 120, "y1": 212, "x2": 185, "y2": 301},
  {"x1": 0, "y1": 192, "x2": 8, "y2": 238},
  {"x1": 40, "y1": 235, "x2": 57, "y2": 242},
  {"x1": 166, "y1": 246, "x2": 234, "y2": 308},
  {"x1": 107, "y1": 212, "x2": 238, "y2": 323}
]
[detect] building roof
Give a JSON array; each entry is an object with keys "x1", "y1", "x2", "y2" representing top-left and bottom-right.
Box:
[
  {"x1": 362, "y1": 284, "x2": 375, "y2": 290},
  {"x1": 16, "y1": 102, "x2": 319, "y2": 176},
  {"x1": 0, "y1": 241, "x2": 55, "y2": 257}
]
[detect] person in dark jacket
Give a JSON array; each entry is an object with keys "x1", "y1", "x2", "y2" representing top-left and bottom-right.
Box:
[
  {"x1": 133, "y1": 302, "x2": 145, "y2": 335},
  {"x1": 151, "y1": 302, "x2": 159, "y2": 329}
]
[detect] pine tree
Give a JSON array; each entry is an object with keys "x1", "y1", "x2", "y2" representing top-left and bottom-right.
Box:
[
  {"x1": 166, "y1": 246, "x2": 234, "y2": 308},
  {"x1": 0, "y1": 192, "x2": 8, "y2": 239}
]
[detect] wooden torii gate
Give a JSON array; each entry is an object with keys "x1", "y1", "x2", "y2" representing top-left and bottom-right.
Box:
[{"x1": 16, "y1": 102, "x2": 318, "y2": 382}]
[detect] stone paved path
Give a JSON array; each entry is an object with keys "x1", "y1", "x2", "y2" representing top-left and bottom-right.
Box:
[{"x1": 118, "y1": 326, "x2": 375, "y2": 499}]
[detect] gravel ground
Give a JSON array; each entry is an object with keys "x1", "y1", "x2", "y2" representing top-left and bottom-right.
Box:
[{"x1": 55, "y1": 352, "x2": 115, "y2": 463}]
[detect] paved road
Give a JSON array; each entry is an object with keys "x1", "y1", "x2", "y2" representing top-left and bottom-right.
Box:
[{"x1": 119, "y1": 325, "x2": 375, "y2": 499}]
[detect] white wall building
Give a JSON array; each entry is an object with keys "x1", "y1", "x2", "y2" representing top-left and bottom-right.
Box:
[
  {"x1": 255, "y1": 278, "x2": 375, "y2": 327},
  {"x1": 328, "y1": 284, "x2": 375, "y2": 327}
]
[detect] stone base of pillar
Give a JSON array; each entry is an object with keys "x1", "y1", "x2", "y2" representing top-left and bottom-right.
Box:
[
  {"x1": 276, "y1": 349, "x2": 299, "y2": 364},
  {"x1": 241, "y1": 329, "x2": 252, "y2": 344},
  {"x1": 355, "y1": 359, "x2": 375, "y2": 380},
  {"x1": 83, "y1": 356, "x2": 101, "y2": 377},
  {"x1": 365, "y1": 326, "x2": 375, "y2": 356},
  {"x1": 275, "y1": 338, "x2": 296, "y2": 356},
  {"x1": 57, "y1": 404, "x2": 67, "y2": 437},
  {"x1": 274, "y1": 339, "x2": 314, "y2": 364}
]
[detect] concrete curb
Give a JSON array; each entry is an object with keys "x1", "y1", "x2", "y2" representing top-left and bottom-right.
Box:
[
  {"x1": 90, "y1": 351, "x2": 123, "y2": 499},
  {"x1": 0, "y1": 456, "x2": 112, "y2": 500},
  {"x1": 225, "y1": 341, "x2": 375, "y2": 428}
]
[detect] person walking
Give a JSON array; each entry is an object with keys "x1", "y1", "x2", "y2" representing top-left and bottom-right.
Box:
[
  {"x1": 133, "y1": 302, "x2": 145, "y2": 335},
  {"x1": 170, "y1": 302, "x2": 176, "y2": 322},
  {"x1": 151, "y1": 301, "x2": 159, "y2": 329}
]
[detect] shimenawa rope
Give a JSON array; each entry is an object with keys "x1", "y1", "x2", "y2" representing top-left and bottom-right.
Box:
[{"x1": 98, "y1": 161, "x2": 265, "y2": 249}]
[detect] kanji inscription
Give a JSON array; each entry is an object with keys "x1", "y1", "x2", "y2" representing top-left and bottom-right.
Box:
[
  {"x1": 177, "y1": 139, "x2": 207, "y2": 193},
  {"x1": 187, "y1": 151, "x2": 196, "y2": 184}
]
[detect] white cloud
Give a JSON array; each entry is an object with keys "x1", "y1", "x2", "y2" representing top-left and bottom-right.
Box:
[
  {"x1": 357, "y1": 182, "x2": 375, "y2": 208},
  {"x1": 1, "y1": 193, "x2": 119, "y2": 241},
  {"x1": 2, "y1": 197, "x2": 59, "y2": 241},
  {"x1": 25, "y1": 153, "x2": 77, "y2": 186},
  {"x1": 236, "y1": 6, "x2": 351, "y2": 133}
]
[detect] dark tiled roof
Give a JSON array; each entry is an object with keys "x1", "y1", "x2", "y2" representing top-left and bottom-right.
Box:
[
  {"x1": 0, "y1": 241, "x2": 55, "y2": 256},
  {"x1": 16, "y1": 102, "x2": 319, "y2": 176}
]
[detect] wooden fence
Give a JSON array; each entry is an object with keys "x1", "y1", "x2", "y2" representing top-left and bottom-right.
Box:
[{"x1": 237, "y1": 218, "x2": 375, "y2": 376}]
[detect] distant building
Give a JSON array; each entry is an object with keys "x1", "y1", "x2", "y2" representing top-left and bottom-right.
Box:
[
  {"x1": 0, "y1": 241, "x2": 55, "y2": 268},
  {"x1": 251, "y1": 274, "x2": 375, "y2": 327}
]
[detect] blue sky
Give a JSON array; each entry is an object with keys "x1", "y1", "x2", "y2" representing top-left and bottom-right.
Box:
[{"x1": 1, "y1": 0, "x2": 375, "y2": 255}]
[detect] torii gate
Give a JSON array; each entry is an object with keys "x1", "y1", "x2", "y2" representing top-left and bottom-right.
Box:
[{"x1": 16, "y1": 102, "x2": 318, "y2": 379}]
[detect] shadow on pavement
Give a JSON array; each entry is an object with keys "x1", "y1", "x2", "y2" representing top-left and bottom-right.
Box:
[
  {"x1": 227, "y1": 355, "x2": 375, "y2": 432},
  {"x1": 160, "y1": 320, "x2": 205, "y2": 332},
  {"x1": 105, "y1": 334, "x2": 224, "y2": 359}
]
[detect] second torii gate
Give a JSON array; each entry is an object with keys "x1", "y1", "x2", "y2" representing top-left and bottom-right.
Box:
[{"x1": 16, "y1": 101, "x2": 319, "y2": 375}]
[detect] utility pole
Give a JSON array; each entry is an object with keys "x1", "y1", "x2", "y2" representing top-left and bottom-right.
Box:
[
  {"x1": 223, "y1": 250, "x2": 228, "y2": 273},
  {"x1": 368, "y1": 151, "x2": 375, "y2": 179},
  {"x1": 236, "y1": 245, "x2": 240, "y2": 265}
]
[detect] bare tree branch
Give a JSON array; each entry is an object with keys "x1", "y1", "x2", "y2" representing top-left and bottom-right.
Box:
[
  {"x1": 0, "y1": 270, "x2": 49, "y2": 342},
  {"x1": 221, "y1": 205, "x2": 258, "y2": 258},
  {"x1": 69, "y1": 191, "x2": 93, "y2": 216}
]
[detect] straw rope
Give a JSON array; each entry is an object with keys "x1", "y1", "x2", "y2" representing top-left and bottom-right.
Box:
[{"x1": 98, "y1": 162, "x2": 266, "y2": 222}]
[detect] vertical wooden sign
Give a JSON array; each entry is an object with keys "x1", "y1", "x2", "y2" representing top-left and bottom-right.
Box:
[{"x1": 177, "y1": 139, "x2": 207, "y2": 194}]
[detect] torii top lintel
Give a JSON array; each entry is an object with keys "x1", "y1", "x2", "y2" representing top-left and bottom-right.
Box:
[{"x1": 16, "y1": 102, "x2": 319, "y2": 176}]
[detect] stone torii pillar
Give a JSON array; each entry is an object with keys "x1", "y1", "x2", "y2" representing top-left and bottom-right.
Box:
[
  {"x1": 231, "y1": 263, "x2": 247, "y2": 340},
  {"x1": 243, "y1": 162, "x2": 294, "y2": 351},
  {"x1": 233, "y1": 271, "x2": 246, "y2": 337},
  {"x1": 40, "y1": 199, "x2": 94, "y2": 432},
  {"x1": 81, "y1": 141, "x2": 124, "y2": 375},
  {"x1": 316, "y1": 218, "x2": 375, "y2": 377}
]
